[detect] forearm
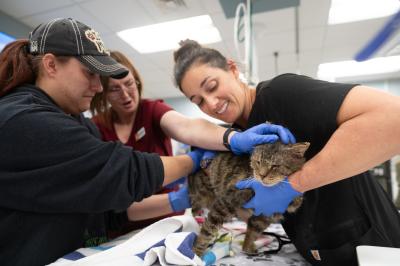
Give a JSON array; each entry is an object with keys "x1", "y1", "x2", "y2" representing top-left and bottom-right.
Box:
[
  {"x1": 161, "y1": 155, "x2": 193, "y2": 186},
  {"x1": 289, "y1": 106, "x2": 400, "y2": 192},
  {"x1": 127, "y1": 194, "x2": 172, "y2": 221},
  {"x1": 161, "y1": 111, "x2": 228, "y2": 150},
  {"x1": 174, "y1": 118, "x2": 227, "y2": 150}
]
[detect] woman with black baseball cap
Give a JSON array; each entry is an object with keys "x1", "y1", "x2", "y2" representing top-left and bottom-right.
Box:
[
  {"x1": 0, "y1": 18, "x2": 295, "y2": 266},
  {"x1": 0, "y1": 18, "x2": 209, "y2": 266}
]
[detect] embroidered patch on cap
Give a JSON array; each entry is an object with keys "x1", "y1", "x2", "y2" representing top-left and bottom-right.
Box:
[
  {"x1": 310, "y1": 249, "x2": 321, "y2": 261},
  {"x1": 84, "y1": 29, "x2": 109, "y2": 55},
  {"x1": 30, "y1": 40, "x2": 38, "y2": 53}
]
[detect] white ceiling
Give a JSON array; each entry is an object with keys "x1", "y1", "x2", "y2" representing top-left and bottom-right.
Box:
[{"x1": 0, "y1": 0, "x2": 392, "y2": 99}]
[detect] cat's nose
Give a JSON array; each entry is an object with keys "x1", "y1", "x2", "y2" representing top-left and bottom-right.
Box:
[
  {"x1": 260, "y1": 170, "x2": 268, "y2": 176},
  {"x1": 259, "y1": 174, "x2": 266, "y2": 179}
]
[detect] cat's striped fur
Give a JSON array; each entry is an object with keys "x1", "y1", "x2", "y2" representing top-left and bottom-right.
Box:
[{"x1": 188, "y1": 142, "x2": 309, "y2": 256}]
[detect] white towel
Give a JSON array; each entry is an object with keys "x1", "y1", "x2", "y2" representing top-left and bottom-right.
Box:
[
  {"x1": 48, "y1": 215, "x2": 203, "y2": 266},
  {"x1": 137, "y1": 231, "x2": 203, "y2": 266}
]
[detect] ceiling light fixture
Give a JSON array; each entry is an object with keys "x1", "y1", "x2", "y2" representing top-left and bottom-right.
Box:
[
  {"x1": 328, "y1": 0, "x2": 400, "y2": 25},
  {"x1": 117, "y1": 15, "x2": 221, "y2": 54},
  {"x1": 317, "y1": 55, "x2": 400, "y2": 81}
]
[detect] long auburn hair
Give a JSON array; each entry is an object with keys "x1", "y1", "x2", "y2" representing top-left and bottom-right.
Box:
[
  {"x1": 0, "y1": 40, "x2": 71, "y2": 97},
  {"x1": 0, "y1": 40, "x2": 39, "y2": 96},
  {"x1": 90, "y1": 50, "x2": 143, "y2": 129}
]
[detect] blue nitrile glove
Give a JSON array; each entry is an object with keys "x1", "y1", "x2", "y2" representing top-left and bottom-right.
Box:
[
  {"x1": 230, "y1": 123, "x2": 296, "y2": 155},
  {"x1": 200, "y1": 150, "x2": 217, "y2": 169},
  {"x1": 168, "y1": 184, "x2": 191, "y2": 212},
  {"x1": 235, "y1": 177, "x2": 302, "y2": 216},
  {"x1": 203, "y1": 150, "x2": 217, "y2": 160},
  {"x1": 164, "y1": 176, "x2": 187, "y2": 189},
  {"x1": 187, "y1": 148, "x2": 205, "y2": 173},
  {"x1": 187, "y1": 148, "x2": 216, "y2": 173}
]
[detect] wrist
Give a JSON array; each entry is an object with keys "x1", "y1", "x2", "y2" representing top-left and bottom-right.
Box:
[
  {"x1": 187, "y1": 151, "x2": 199, "y2": 173},
  {"x1": 222, "y1": 127, "x2": 237, "y2": 151},
  {"x1": 223, "y1": 127, "x2": 242, "y2": 154},
  {"x1": 168, "y1": 191, "x2": 178, "y2": 212},
  {"x1": 288, "y1": 171, "x2": 306, "y2": 193},
  {"x1": 227, "y1": 131, "x2": 236, "y2": 145}
]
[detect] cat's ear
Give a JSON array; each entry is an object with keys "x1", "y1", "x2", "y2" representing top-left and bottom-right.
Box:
[{"x1": 289, "y1": 142, "x2": 310, "y2": 157}]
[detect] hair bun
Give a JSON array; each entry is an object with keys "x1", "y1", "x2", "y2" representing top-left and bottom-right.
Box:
[
  {"x1": 173, "y1": 39, "x2": 201, "y2": 62},
  {"x1": 178, "y1": 39, "x2": 200, "y2": 48}
]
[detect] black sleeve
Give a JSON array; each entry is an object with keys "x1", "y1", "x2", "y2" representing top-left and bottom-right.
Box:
[
  {"x1": 78, "y1": 115, "x2": 102, "y2": 139},
  {"x1": 250, "y1": 74, "x2": 356, "y2": 157},
  {"x1": 0, "y1": 109, "x2": 164, "y2": 213}
]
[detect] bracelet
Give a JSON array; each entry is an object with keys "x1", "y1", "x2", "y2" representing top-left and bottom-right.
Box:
[{"x1": 223, "y1": 127, "x2": 238, "y2": 151}]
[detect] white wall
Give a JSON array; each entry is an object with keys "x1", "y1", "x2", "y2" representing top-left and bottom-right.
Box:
[{"x1": 342, "y1": 77, "x2": 400, "y2": 96}]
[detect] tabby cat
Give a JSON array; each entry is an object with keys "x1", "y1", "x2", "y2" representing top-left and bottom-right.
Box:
[{"x1": 188, "y1": 142, "x2": 310, "y2": 256}]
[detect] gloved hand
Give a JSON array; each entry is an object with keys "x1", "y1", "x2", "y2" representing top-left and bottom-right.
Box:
[
  {"x1": 164, "y1": 176, "x2": 187, "y2": 189},
  {"x1": 187, "y1": 148, "x2": 216, "y2": 173},
  {"x1": 235, "y1": 177, "x2": 302, "y2": 216},
  {"x1": 168, "y1": 184, "x2": 191, "y2": 212},
  {"x1": 200, "y1": 150, "x2": 217, "y2": 169},
  {"x1": 203, "y1": 150, "x2": 217, "y2": 160},
  {"x1": 230, "y1": 123, "x2": 296, "y2": 155},
  {"x1": 187, "y1": 148, "x2": 205, "y2": 173}
]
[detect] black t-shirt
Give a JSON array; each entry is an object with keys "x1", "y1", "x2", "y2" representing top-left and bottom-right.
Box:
[{"x1": 247, "y1": 74, "x2": 400, "y2": 265}]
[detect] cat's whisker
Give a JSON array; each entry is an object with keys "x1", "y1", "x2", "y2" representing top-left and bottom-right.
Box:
[{"x1": 237, "y1": 177, "x2": 257, "y2": 187}]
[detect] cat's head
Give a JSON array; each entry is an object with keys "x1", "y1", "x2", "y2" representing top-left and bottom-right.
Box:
[{"x1": 250, "y1": 142, "x2": 310, "y2": 186}]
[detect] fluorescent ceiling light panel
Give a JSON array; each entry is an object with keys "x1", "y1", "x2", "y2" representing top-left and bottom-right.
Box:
[
  {"x1": 118, "y1": 15, "x2": 221, "y2": 53},
  {"x1": 328, "y1": 0, "x2": 400, "y2": 25},
  {"x1": 317, "y1": 55, "x2": 400, "y2": 81}
]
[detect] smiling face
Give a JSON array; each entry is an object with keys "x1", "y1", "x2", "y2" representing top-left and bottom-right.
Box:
[
  {"x1": 180, "y1": 63, "x2": 247, "y2": 124},
  {"x1": 105, "y1": 71, "x2": 140, "y2": 116}
]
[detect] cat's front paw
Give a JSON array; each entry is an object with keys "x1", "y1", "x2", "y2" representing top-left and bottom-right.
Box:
[{"x1": 287, "y1": 196, "x2": 303, "y2": 213}]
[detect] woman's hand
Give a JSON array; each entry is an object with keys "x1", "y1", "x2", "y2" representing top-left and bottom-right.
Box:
[
  {"x1": 187, "y1": 149, "x2": 216, "y2": 173},
  {"x1": 168, "y1": 184, "x2": 191, "y2": 212},
  {"x1": 235, "y1": 177, "x2": 302, "y2": 216},
  {"x1": 230, "y1": 123, "x2": 296, "y2": 155}
]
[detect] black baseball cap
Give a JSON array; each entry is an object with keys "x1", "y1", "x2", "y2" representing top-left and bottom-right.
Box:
[{"x1": 28, "y1": 18, "x2": 128, "y2": 79}]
